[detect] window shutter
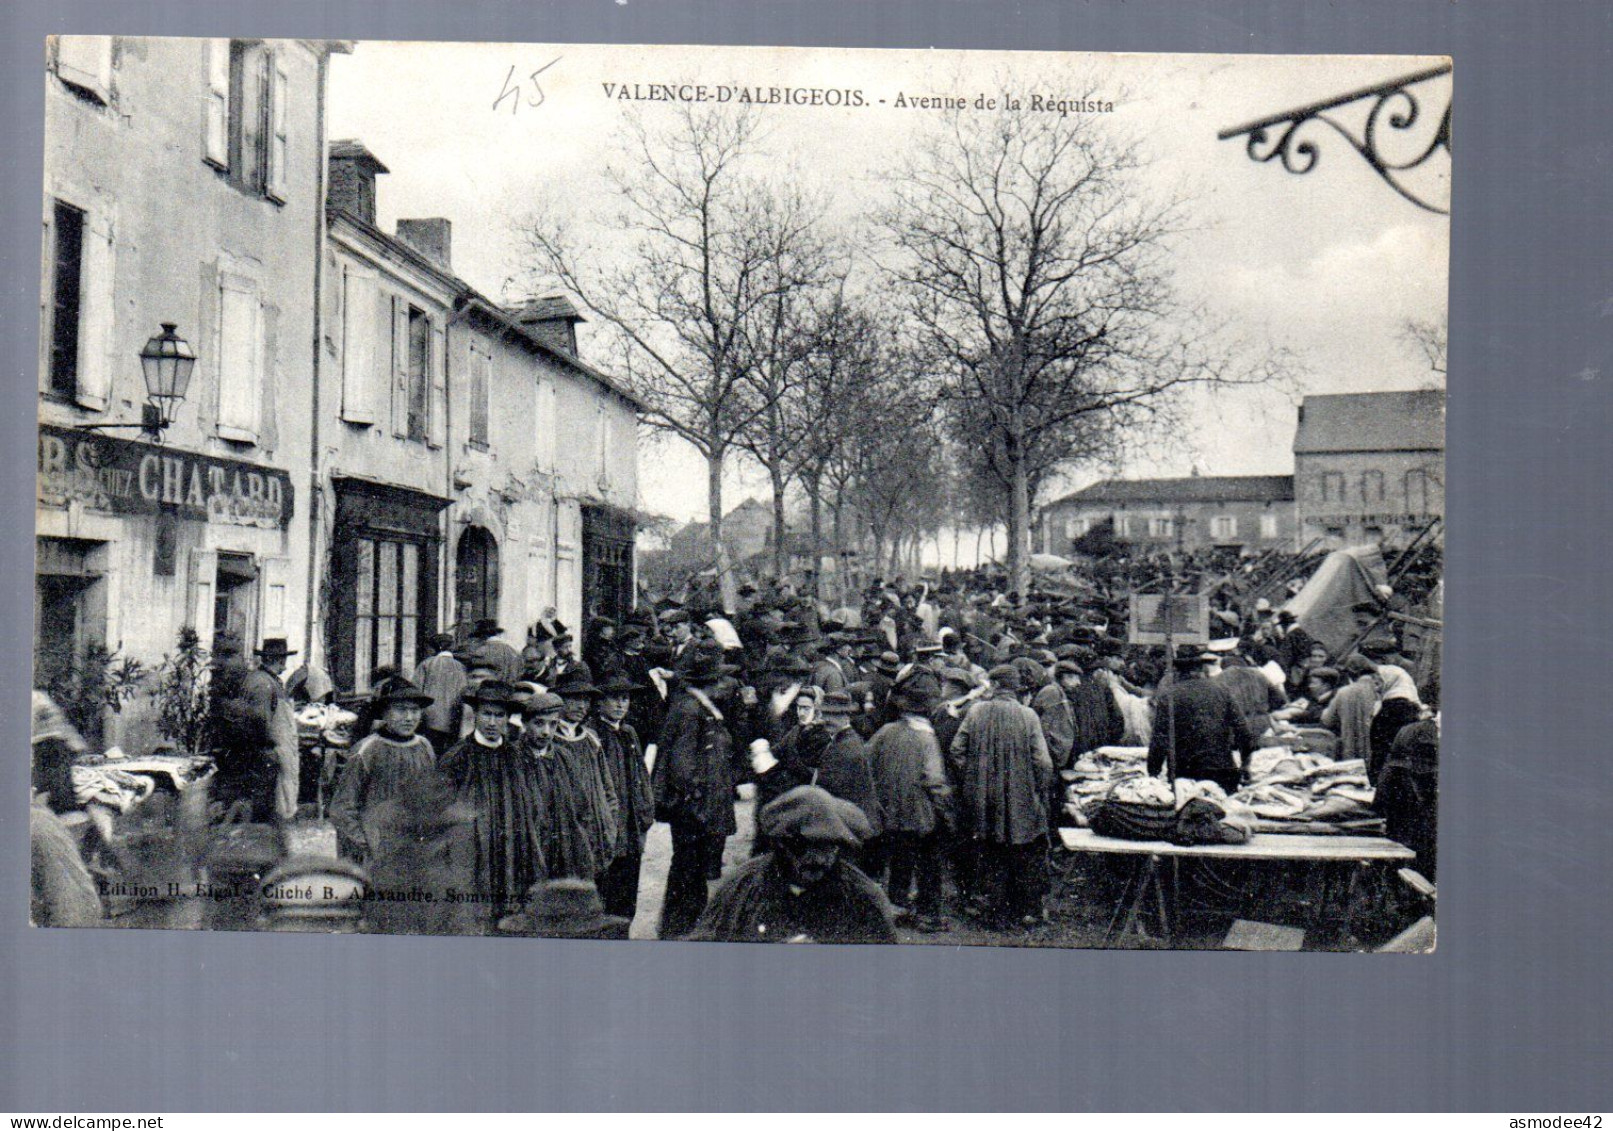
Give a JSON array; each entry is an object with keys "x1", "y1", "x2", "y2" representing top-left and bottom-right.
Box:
[
  {"x1": 536, "y1": 378, "x2": 557, "y2": 471},
  {"x1": 267, "y1": 58, "x2": 289, "y2": 199},
  {"x1": 204, "y1": 39, "x2": 230, "y2": 166},
  {"x1": 260, "y1": 556, "x2": 291, "y2": 638},
  {"x1": 73, "y1": 211, "x2": 115, "y2": 412},
  {"x1": 390, "y1": 295, "x2": 409, "y2": 437},
  {"x1": 218, "y1": 273, "x2": 261, "y2": 442},
  {"x1": 427, "y1": 319, "x2": 447, "y2": 448},
  {"x1": 186, "y1": 549, "x2": 219, "y2": 646},
  {"x1": 55, "y1": 36, "x2": 113, "y2": 102},
  {"x1": 340, "y1": 265, "x2": 378, "y2": 423},
  {"x1": 470, "y1": 342, "x2": 491, "y2": 446}
]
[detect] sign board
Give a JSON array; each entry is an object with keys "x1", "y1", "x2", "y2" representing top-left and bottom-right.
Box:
[
  {"x1": 1128, "y1": 592, "x2": 1210, "y2": 646},
  {"x1": 37, "y1": 424, "x2": 293, "y2": 529}
]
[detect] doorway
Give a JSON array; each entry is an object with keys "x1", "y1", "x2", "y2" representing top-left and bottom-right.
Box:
[
  {"x1": 455, "y1": 526, "x2": 499, "y2": 636},
  {"x1": 213, "y1": 552, "x2": 259, "y2": 651}
]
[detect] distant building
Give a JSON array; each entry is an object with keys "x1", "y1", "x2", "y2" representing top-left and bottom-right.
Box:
[
  {"x1": 1292, "y1": 390, "x2": 1444, "y2": 550},
  {"x1": 1040, "y1": 475, "x2": 1296, "y2": 554}
]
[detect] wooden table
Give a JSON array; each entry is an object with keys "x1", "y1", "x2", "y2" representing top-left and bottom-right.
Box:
[{"x1": 1057, "y1": 827, "x2": 1415, "y2": 946}]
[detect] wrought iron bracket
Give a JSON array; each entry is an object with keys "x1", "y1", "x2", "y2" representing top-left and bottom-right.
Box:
[{"x1": 1218, "y1": 63, "x2": 1452, "y2": 215}]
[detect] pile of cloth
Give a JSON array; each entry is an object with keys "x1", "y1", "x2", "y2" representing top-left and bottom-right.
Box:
[
  {"x1": 1085, "y1": 774, "x2": 1254, "y2": 846},
  {"x1": 295, "y1": 703, "x2": 360, "y2": 747},
  {"x1": 1231, "y1": 751, "x2": 1379, "y2": 832},
  {"x1": 1063, "y1": 745, "x2": 1151, "y2": 819}
]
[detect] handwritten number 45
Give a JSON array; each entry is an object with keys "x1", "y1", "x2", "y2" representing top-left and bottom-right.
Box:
[{"x1": 495, "y1": 57, "x2": 562, "y2": 113}]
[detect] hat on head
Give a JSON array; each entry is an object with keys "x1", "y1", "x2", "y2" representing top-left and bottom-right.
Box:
[
  {"x1": 523, "y1": 692, "x2": 565, "y2": 718},
  {"x1": 374, "y1": 677, "x2": 434, "y2": 708},
  {"x1": 471, "y1": 618, "x2": 504, "y2": 638},
  {"x1": 659, "y1": 608, "x2": 691, "y2": 626},
  {"x1": 941, "y1": 666, "x2": 977, "y2": 691},
  {"x1": 1171, "y1": 647, "x2": 1216, "y2": 671},
  {"x1": 551, "y1": 670, "x2": 600, "y2": 699},
  {"x1": 1308, "y1": 666, "x2": 1342, "y2": 686},
  {"x1": 1054, "y1": 659, "x2": 1085, "y2": 679},
  {"x1": 594, "y1": 673, "x2": 640, "y2": 697},
  {"x1": 987, "y1": 663, "x2": 1023, "y2": 692},
  {"x1": 873, "y1": 651, "x2": 903, "y2": 677},
  {"x1": 817, "y1": 689, "x2": 858, "y2": 716},
  {"x1": 499, "y1": 878, "x2": 631, "y2": 940},
  {"x1": 255, "y1": 637, "x2": 297, "y2": 661},
  {"x1": 1207, "y1": 637, "x2": 1241, "y2": 654},
  {"x1": 759, "y1": 785, "x2": 874, "y2": 849},
  {"x1": 1342, "y1": 654, "x2": 1379, "y2": 678},
  {"x1": 464, "y1": 679, "x2": 521, "y2": 709},
  {"x1": 680, "y1": 646, "x2": 737, "y2": 685},
  {"x1": 913, "y1": 636, "x2": 944, "y2": 655},
  {"x1": 1013, "y1": 656, "x2": 1047, "y2": 688}
]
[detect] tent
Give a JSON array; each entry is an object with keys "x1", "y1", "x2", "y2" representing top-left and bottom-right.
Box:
[{"x1": 1282, "y1": 545, "x2": 1389, "y2": 656}]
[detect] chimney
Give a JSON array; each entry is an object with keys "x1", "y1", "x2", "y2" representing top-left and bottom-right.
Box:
[
  {"x1": 396, "y1": 218, "x2": 452, "y2": 271},
  {"x1": 511, "y1": 294, "x2": 586, "y2": 357},
  {"x1": 327, "y1": 139, "x2": 389, "y2": 227}
]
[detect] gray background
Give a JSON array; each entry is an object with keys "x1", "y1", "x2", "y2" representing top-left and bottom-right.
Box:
[{"x1": 3, "y1": 0, "x2": 1608, "y2": 1113}]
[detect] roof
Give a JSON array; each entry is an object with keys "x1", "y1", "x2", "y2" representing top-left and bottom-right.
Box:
[
  {"x1": 1293, "y1": 390, "x2": 1445, "y2": 454},
  {"x1": 459, "y1": 295, "x2": 644, "y2": 413},
  {"x1": 511, "y1": 295, "x2": 586, "y2": 324},
  {"x1": 329, "y1": 139, "x2": 389, "y2": 174},
  {"x1": 1049, "y1": 475, "x2": 1295, "y2": 507}
]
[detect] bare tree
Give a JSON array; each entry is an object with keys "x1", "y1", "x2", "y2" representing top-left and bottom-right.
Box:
[
  {"x1": 1402, "y1": 317, "x2": 1448, "y2": 377},
  {"x1": 514, "y1": 104, "x2": 808, "y2": 609},
  {"x1": 881, "y1": 99, "x2": 1286, "y2": 598}
]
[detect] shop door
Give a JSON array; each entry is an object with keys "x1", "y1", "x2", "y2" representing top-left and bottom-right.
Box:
[
  {"x1": 213, "y1": 553, "x2": 259, "y2": 651},
  {"x1": 454, "y1": 526, "x2": 499, "y2": 636}
]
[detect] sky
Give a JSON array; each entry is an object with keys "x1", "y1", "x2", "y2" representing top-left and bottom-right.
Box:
[{"x1": 327, "y1": 42, "x2": 1449, "y2": 530}]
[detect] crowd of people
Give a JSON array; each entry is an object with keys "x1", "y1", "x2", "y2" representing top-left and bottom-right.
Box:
[{"x1": 32, "y1": 555, "x2": 1442, "y2": 942}]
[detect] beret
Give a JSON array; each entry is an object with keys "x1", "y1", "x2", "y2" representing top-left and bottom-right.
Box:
[{"x1": 759, "y1": 785, "x2": 874, "y2": 848}]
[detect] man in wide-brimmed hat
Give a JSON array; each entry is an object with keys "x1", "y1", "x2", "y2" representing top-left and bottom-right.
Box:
[
  {"x1": 652, "y1": 644, "x2": 739, "y2": 939},
  {"x1": 498, "y1": 877, "x2": 631, "y2": 940},
  {"x1": 867, "y1": 673, "x2": 953, "y2": 932},
  {"x1": 329, "y1": 678, "x2": 438, "y2": 865},
  {"x1": 469, "y1": 618, "x2": 523, "y2": 684},
  {"x1": 243, "y1": 637, "x2": 301, "y2": 822},
  {"x1": 689, "y1": 785, "x2": 895, "y2": 944},
  {"x1": 1147, "y1": 648, "x2": 1256, "y2": 793},
  {"x1": 591, "y1": 673, "x2": 655, "y2": 922}
]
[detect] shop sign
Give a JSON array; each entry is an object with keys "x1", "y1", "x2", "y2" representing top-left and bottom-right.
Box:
[{"x1": 37, "y1": 425, "x2": 293, "y2": 529}]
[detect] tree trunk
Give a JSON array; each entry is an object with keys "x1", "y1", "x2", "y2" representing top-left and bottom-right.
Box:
[
  {"x1": 831, "y1": 485, "x2": 846, "y2": 600},
  {"x1": 1007, "y1": 434, "x2": 1031, "y2": 601},
  {"x1": 769, "y1": 463, "x2": 788, "y2": 583},
  {"x1": 807, "y1": 473, "x2": 824, "y2": 600},
  {"x1": 708, "y1": 448, "x2": 737, "y2": 613}
]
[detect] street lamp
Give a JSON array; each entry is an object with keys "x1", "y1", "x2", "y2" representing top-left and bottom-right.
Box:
[
  {"x1": 137, "y1": 322, "x2": 197, "y2": 438},
  {"x1": 79, "y1": 322, "x2": 196, "y2": 441}
]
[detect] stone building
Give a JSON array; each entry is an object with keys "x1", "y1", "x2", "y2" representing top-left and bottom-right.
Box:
[
  {"x1": 1292, "y1": 390, "x2": 1445, "y2": 550},
  {"x1": 36, "y1": 36, "x2": 342, "y2": 746},
  {"x1": 1039, "y1": 475, "x2": 1297, "y2": 555},
  {"x1": 315, "y1": 141, "x2": 641, "y2": 693}
]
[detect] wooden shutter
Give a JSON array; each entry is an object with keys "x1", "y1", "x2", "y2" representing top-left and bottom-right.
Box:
[
  {"x1": 204, "y1": 39, "x2": 230, "y2": 167},
  {"x1": 469, "y1": 341, "x2": 491, "y2": 446},
  {"x1": 267, "y1": 57, "x2": 289, "y2": 200},
  {"x1": 427, "y1": 318, "x2": 447, "y2": 448},
  {"x1": 259, "y1": 556, "x2": 291, "y2": 639},
  {"x1": 55, "y1": 36, "x2": 112, "y2": 102},
  {"x1": 73, "y1": 209, "x2": 115, "y2": 412},
  {"x1": 390, "y1": 295, "x2": 409, "y2": 437},
  {"x1": 218, "y1": 272, "x2": 261, "y2": 442},
  {"x1": 340, "y1": 265, "x2": 378, "y2": 423},
  {"x1": 536, "y1": 378, "x2": 557, "y2": 471},
  {"x1": 186, "y1": 549, "x2": 219, "y2": 645}
]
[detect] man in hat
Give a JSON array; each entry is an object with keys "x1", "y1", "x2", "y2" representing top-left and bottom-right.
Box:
[
  {"x1": 1147, "y1": 649, "x2": 1257, "y2": 793},
  {"x1": 688, "y1": 785, "x2": 896, "y2": 944},
  {"x1": 812, "y1": 633, "x2": 854, "y2": 693},
  {"x1": 1323, "y1": 654, "x2": 1384, "y2": 773},
  {"x1": 755, "y1": 689, "x2": 881, "y2": 846},
  {"x1": 550, "y1": 670, "x2": 621, "y2": 879},
  {"x1": 947, "y1": 663, "x2": 1055, "y2": 927},
  {"x1": 242, "y1": 637, "x2": 302, "y2": 822},
  {"x1": 653, "y1": 645, "x2": 740, "y2": 939},
  {"x1": 867, "y1": 671, "x2": 952, "y2": 931},
  {"x1": 414, "y1": 632, "x2": 469, "y2": 755},
  {"x1": 1271, "y1": 608, "x2": 1318, "y2": 692},
  {"x1": 329, "y1": 678, "x2": 438, "y2": 865},
  {"x1": 206, "y1": 633, "x2": 282, "y2": 824},
  {"x1": 438, "y1": 679, "x2": 550, "y2": 924},
  {"x1": 592, "y1": 673, "x2": 656, "y2": 921},
  {"x1": 469, "y1": 618, "x2": 523, "y2": 685},
  {"x1": 498, "y1": 877, "x2": 631, "y2": 940}
]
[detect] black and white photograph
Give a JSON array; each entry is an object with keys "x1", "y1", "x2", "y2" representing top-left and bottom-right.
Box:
[{"x1": 31, "y1": 37, "x2": 1448, "y2": 951}]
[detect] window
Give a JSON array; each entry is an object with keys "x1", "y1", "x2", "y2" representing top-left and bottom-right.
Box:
[
  {"x1": 1260, "y1": 513, "x2": 1279, "y2": 539},
  {"x1": 1210, "y1": 515, "x2": 1237, "y2": 540},
  {"x1": 1361, "y1": 469, "x2": 1386, "y2": 504},
  {"x1": 1406, "y1": 469, "x2": 1431, "y2": 514},
  {"x1": 406, "y1": 306, "x2": 430, "y2": 441},
  {"x1": 468, "y1": 341, "x2": 491, "y2": 447},
  {"x1": 1149, "y1": 516, "x2": 1174, "y2": 538},
  {"x1": 353, "y1": 536, "x2": 424, "y2": 692},
  {"x1": 1113, "y1": 514, "x2": 1130, "y2": 538},
  {"x1": 217, "y1": 272, "x2": 263, "y2": 442},
  {"x1": 212, "y1": 41, "x2": 284, "y2": 199},
  {"x1": 1322, "y1": 471, "x2": 1345, "y2": 502},
  {"x1": 595, "y1": 402, "x2": 609, "y2": 481},
  {"x1": 53, "y1": 36, "x2": 113, "y2": 104},
  {"x1": 1064, "y1": 516, "x2": 1090, "y2": 540},
  {"x1": 46, "y1": 201, "x2": 85, "y2": 400},
  {"x1": 535, "y1": 378, "x2": 557, "y2": 471}
]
